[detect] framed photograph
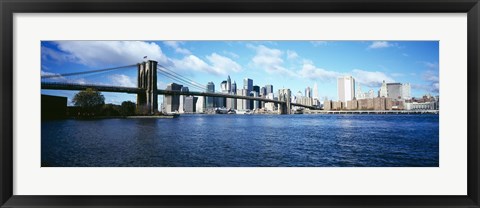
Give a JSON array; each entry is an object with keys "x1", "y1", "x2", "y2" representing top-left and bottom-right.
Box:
[{"x1": 1, "y1": 0, "x2": 479, "y2": 207}]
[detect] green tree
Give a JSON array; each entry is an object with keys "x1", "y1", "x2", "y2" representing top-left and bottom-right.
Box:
[
  {"x1": 72, "y1": 88, "x2": 105, "y2": 116},
  {"x1": 120, "y1": 101, "x2": 136, "y2": 116}
]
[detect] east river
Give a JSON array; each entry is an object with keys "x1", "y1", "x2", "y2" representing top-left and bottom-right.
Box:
[{"x1": 41, "y1": 114, "x2": 439, "y2": 167}]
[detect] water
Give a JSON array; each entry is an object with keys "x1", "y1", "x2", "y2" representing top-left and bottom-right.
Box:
[{"x1": 41, "y1": 114, "x2": 439, "y2": 167}]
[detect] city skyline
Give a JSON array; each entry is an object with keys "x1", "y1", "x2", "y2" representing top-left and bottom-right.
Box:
[{"x1": 41, "y1": 41, "x2": 439, "y2": 106}]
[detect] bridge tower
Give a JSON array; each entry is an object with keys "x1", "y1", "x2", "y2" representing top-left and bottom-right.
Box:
[
  {"x1": 277, "y1": 89, "x2": 291, "y2": 114},
  {"x1": 137, "y1": 60, "x2": 158, "y2": 115}
]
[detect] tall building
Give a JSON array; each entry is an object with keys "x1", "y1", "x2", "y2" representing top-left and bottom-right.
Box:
[
  {"x1": 206, "y1": 82, "x2": 215, "y2": 109},
  {"x1": 244, "y1": 78, "x2": 253, "y2": 92},
  {"x1": 379, "y1": 80, "x2": 388, "y2": 98},
  {"x1": 184, "y1": 96, "x2": 198, "y2": 113},
  {"x1": 313, "y1": 83, "x2": 319, "y2": 99},
  {"x1": 402, "y1": 83, "x2": 411, "y2": 100},
  {"x1": 260, "y1": 87, "x2": 267, "y2": 96},
  {"x1": 195, "y1": 96, "x2": 204, "y2": 113},
  {"x1": 265, "y1": 84, "x2": 273, "y2": 95},
  {"x1": 164, "y1": 83, "x2": 183, "y2": 113},
  {"x1": 305, "y1": 86, "x2": 312, "y2": 98},
  {"x1": 236, "y1": 89, "x2": 244, "y2": 110},
  {"x1": 231, "y1": 81, "x2": 237, "y2": 93},
  {"x1": 337, "y1": 76, "x2": 355, "y2": 107},
  {"x1": 227, "y1": 75, "x2": 231, "y2": 93},
  {"x1": 386, "y1": 83, "x2": 402, "y2": 100},
  {"x1": 251, "y1": 91, "x2": 259, "y2": 109},
  {"x1": 386, "y1": 82, "x2": 411, "y2": 100},
  {"x1": 178, "y1": 86, "x2": 189, "y2": 113}
]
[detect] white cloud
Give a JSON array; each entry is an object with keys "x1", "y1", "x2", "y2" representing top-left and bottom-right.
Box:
[
  {"x1": 54, "y1": 41, "x2": 170, "y2": 67},
  {"x1": 248, "y1": 44, "x2": 297, "y2": 77},
  {"x1": 298, "y1": 61, "x2": 340, "y2": 81},
  {"x1": 41, "y1": 46, "x2": 75, "y2": 63},
  {"x1": 163, "y1": 41, "x2": 191, "y2": 55},
  {"x1": 391, "y1": 73, "x2": 404, "y2": 77},
  {"x1": 420, "y1": 61, "x2": 438, "y2": 69},
  {"x1": 223, "y1": 51, "x2": 239, "y2": 59},
  {"x1": 286, "y1": 50, "x2": 299, "y2": 60},
  {"x1": 351, "y1": 69, "x2": 395, "y2": 87},
  {"x1": 172, "y1": 53, "x2": 241, "y2": 76},
  {"x1": 109, "y1": 74, "x2": 136, "y2": 87},
  {"x1": 367, "y1": 41, "x2": 397, "y2": 49},
  {"x1": 206, "y1": 53, "x2": 242, "y2": 73}
]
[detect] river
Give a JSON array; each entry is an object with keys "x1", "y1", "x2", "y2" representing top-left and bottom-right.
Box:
[{"x1": 41, "y1": 114, "x2": 439, "y2": 167}]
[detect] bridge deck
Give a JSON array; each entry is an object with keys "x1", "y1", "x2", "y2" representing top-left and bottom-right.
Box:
[{"x1": 41, "y1": 82, "x2": 318, "y2": 109}]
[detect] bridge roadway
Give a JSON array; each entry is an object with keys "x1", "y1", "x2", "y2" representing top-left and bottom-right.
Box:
[{"x1": 41, "y1": 82, "x2": 318, "y2": 109}]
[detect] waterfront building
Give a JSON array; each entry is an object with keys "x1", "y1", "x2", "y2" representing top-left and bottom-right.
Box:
[
  {"x1": 404, "y1": 102, "x2": 437, "y2": 110},
  {"x1": 195, "y1": 96, "x2": 205, "y2": 113},
  {"x1": 332, "y1": 101, "x2": 343, "y2": 110},
  {"x1": 251, "y1": 91, "x2": 260, "y2": 109},
  {"x1": 164, "y1": 83, "x2": 183, "y2": 113},
  {"x1": 337, "y1": 76, "x2": 355, "y2": 107},
  {"x1": 379, "y1": 80, "x2": 388, "y2": 98},
  {"x1": 323, "y1": 99, "x2": 332, "y2": 110},
  {"x1": 356, "y1": 84, "x2": 375, "y2": 100},
  {"x1": 386, "y1": 83, "x2": 402, "y2": 100},
  {"x1": 206, "y1": 82, "x2": 215, "y2": 109},
  {"x1": 236, "y1": 89, "x2": 244, "y2": 110},
  {"x1": 178, "y1": 86, "x2": 189, "y2": 113},
  {"x1": 402, "y1": 83, "x2": 411, "y2": 100},
  {"x1": 264, "y1": 93, "x2": 276, "y2": 111},
  {"x1": 242, "y1": 89, "x2": 250, "y2": 110},
  {"x1": 227, "y1": 81, "x2": 237, "y2": 110},
  {"x1": 184, "y1": 96, "x2": 198, "y2": 113}
]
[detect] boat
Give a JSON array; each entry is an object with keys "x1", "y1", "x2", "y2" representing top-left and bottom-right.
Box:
[{"x1": 235, "y1": 109, "x2": 252, "y2": 115}]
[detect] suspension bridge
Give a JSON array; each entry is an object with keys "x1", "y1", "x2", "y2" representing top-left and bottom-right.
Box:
[{"x1": 41, "y1": 60, "x2": 318, "y2": 114}]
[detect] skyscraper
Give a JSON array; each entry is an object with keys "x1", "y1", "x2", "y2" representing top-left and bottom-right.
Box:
[
  {"x1": 178, "y1": 86, "x2": 189, "y2": 113},
  {"x1": 379, "y1": 80, "x2": 388, "y2": 98},
  {"x1": 402, "y1": 83, "x2": 411, "y2": 100},
  {"x1": 305, "y1": 86, "x2": 312, "y2": 98},
  {"x1": 265, "y1": 84, "x2": 273, "y2": 95},
  {"x1": 337, "y1": 76, "x2": 355, "y2": 107},
  {"x1": 227, "y1": 75, "x2": 231, "y2": 93},
  {"x1": 206, "y1": 82, "x2": 215, "y2": 109},
  {"x1": 313, "y1": 83, "x2": 319, "y2": 99},
  {"x1": 164, "y1": 83, "x2": 183, "y2": 113},
  {"x1": 386, "y1": 83, "x2": 402, "y2": 100},
  {"x1": 244, "y1": 78, "x2": 253, "y2": 92}
]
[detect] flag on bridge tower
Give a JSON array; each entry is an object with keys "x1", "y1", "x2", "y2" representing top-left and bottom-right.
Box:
[{"x1": 143, "y1": 56, "x2": 148, "y2": 59}]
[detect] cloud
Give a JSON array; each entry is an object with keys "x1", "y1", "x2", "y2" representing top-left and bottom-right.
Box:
[
  {"x1": 163, "y1": 41, "x2": 192, "y2": 55},
  {"x1": 223, "y1": 51, "x2": 239, "y2": 59},
  {"x1": 172, "y1": 53, "x2": 241, "y2": 76},
  {"x1": 53, "y1": 41, "x2": 170, "y2": 67},
  {"x1": 41, "y1": 46, "x2": 75, "y2": 63},
  {"x1": 248, "y1": 44, "x2": 297, "y2": 77},
  {"x1": 311, "y1": 41, "x2": 328, "y2": 47},
  {"x1": 367, "y1": 41, "x2": 397, "y2": 49},
  {"x1": 351, "y1": 69, "x2": 395, "y2": 87},
  {"x1": 109, "y1": 74, "x2": 136, "y2": 87},
  {"x1": 298, "y1": 61, "x2": 340, "y2": 81},
  {"x1": 286, "y1": 50, "x2": 299, "y2": 60}
]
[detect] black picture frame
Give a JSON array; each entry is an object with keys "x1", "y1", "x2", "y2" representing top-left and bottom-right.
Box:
[{"x1": 1, "y1": 0, "x2": 479, "y2": 207}]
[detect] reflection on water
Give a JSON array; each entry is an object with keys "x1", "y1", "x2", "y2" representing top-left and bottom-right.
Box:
[{"x1": 41, "y1": 114, "x2": 439, "y2": 167}]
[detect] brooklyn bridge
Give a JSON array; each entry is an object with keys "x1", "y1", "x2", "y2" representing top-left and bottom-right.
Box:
[{"x1": 41, "y1": 60, "x2": 319, "y2": 114}]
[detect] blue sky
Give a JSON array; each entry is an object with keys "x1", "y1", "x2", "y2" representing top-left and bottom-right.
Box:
[{"x1": 41, "y1": 40, "x2": 439, "y2": 106}]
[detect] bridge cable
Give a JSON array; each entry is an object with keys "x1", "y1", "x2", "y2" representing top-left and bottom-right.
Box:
[{"x1": 41, "y1": 64, "x2": 137, "y2": 79}]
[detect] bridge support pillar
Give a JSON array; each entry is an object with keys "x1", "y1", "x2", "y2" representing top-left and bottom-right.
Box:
[{"x1": 137, "y1": 60, "x2": 158, "y2": 115}]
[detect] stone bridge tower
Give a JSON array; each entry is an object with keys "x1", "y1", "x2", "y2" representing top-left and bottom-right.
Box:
[{"x1": 137, "y1": 60, "x2": 158, "y2": 115}]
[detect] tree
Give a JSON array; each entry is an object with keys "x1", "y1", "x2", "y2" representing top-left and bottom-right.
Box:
[
  {"x1": 120, "y1": 101, "x2": 136, "y2": 116},
  {"x1": 72, "y1": 88, "x2": 105, "y2": 116}
]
